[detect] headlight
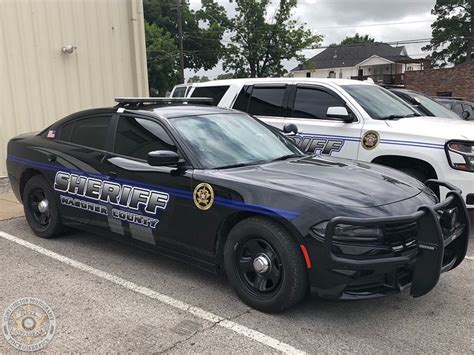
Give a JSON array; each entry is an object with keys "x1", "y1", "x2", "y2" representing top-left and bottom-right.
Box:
[
  {"x1": 312, "y1": 221, "x2": 383, "y2": 242},
  {"x1": 446, "y1": 141, "x2": 474, "y2": 172}
]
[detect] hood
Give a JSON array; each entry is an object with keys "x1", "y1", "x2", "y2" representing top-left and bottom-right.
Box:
[
  {"x1": 385, "y1": 116, "x2": 474, "y2": 141},
  {"x1": 215, "y1": 156, "x2": 433, "y2": 208}
]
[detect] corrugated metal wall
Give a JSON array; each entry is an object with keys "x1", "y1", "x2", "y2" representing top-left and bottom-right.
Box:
[{"x1": 0, "y1": 0, "x2": 149, "y2": 176}]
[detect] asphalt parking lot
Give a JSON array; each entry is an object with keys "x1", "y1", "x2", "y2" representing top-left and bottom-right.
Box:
[{"x1": 0, "y1": 212, "x2": 473, "y2": 353}]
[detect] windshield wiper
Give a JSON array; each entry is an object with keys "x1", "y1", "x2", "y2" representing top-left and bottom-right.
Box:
[
  {"x1": 381, "y1": 113, "x2": 420, "y2": 120},
  {"x1": 215, "y1": 161, "x2": 265, "y2": 169},
  {"x1": 269, "y1": 153, "x2": 304, "y2": 162}
]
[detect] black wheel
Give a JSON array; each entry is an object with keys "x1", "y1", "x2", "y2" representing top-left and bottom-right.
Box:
[
  {"x1": 23, "y1": 175, "x2": 63, "y2": 238},
  {"x1": 224, "y1": 217, "x2": 308, "y2": 313}
]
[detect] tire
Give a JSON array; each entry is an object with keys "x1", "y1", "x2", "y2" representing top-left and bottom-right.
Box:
[
  {"x1": 224, "y1": 217, "x2": 308, "y2": 313},
  {"x1": 23, "y1": 175, "x2": 63, "y2": 238}
]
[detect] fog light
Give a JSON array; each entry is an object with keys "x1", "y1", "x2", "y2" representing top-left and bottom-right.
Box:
[{"x1": 440, "y1": 208, "x2": 458, "y2": 230}]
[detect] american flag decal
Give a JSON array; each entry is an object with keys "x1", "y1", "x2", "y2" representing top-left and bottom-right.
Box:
[{"x1": 47, "y1": 130, "x2": 56, "y2": 139}]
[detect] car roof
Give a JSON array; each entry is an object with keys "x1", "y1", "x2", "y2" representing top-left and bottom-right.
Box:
[{"x1": 191, "y1": 77, "x2": 374, "y2": 87}]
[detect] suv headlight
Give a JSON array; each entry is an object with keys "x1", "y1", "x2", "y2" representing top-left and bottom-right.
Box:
[
  {"x1": 446, "y1": 141, "x2": 474, "y2": 172},
  {"x1": 312, "y1": 221, "x2": 383, "y2": 242}
]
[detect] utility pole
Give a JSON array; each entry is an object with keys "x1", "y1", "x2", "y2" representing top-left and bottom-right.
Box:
[{"x1": 176, "y1": 0, "x2": 185, "y2": 83}]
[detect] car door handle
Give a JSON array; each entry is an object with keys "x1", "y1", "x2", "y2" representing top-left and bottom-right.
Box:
[
  {"x1": 47, "y1": 154, "x2": 57, "y2": 162},
  {"x1": 107, "y1": 171, "x2": 118, "y2": 179}
]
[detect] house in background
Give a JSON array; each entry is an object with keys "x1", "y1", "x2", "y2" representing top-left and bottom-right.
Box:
[
  {"x1": 0, "y1": 0, "x2": 149, "y2": 177},
  {"x1": 292, "y1": 42, "x2": 430, "y2": 85}
]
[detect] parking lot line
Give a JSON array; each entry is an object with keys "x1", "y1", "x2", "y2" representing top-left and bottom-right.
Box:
[
  {"x1": 466, "y1": 256, "x2": 474, "y2": 261},
  {"x1": 0, "y1": 231, "x2": 305, "y2": 354}
]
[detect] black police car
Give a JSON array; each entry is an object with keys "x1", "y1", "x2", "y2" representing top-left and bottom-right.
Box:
[{"x1": 6, "y1": 98, "x2": 470, "y2": 313}]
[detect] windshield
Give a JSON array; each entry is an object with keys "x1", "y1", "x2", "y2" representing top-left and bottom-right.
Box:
[
  {"x1": 411, "y1": 93, "x2": 461, "y2": 119},
  {"x1": 171, "y1": 113, "x2": 303, "y2": 169},
  {"x1": 343, "y1": 85, "x2": 419, "y2": 120}
]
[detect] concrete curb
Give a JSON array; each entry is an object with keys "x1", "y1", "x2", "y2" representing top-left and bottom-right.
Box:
[{"x1": 0, "y1": 177, "x2": 11, "y2": 194}]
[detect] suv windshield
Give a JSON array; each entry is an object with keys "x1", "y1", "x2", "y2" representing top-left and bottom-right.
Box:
[
  {"x1": 171, "y1": 113, "x2": 303, "y2": 169},
  {"x1": 343, "y1": 85, "x2": 419, "y2": 120}
]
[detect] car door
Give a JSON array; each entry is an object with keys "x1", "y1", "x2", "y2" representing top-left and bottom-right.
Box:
[
  {"x1": 50, "y1": 113, "x2": 115, "y2": 230},
  {"x1": 285, "y1": 84, "x2": 362, "y2": 159},
  {"x1": 101, "y1": 113, "x2": 196, "y2": 250}
]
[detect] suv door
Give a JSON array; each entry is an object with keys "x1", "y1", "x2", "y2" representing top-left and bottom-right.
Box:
[
  {"x1": 286, "y1": 84, "x2": 362, "y2": 159},
  {"x1": 102, "y1": 114, "x2": 196, "y2": 250},
  {"x1": 233, "y1": 84, "x2": 289, "y2": 130}
]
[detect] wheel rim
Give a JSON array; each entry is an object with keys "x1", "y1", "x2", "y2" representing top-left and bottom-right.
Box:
[
  {"x1": 236, "y1": 238, "x2": 283, "y2": 296},
  {"x1": 29, "y1": 188, "x2": 51, "y2": 226}
]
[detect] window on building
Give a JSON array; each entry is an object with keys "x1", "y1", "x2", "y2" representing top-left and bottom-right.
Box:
[
  {"x1": 328, "y1": 71, "x2": 336, "y2": 78},
  {"x1": 306, "y1": 72, "x2": 311, "y2": 78},
  {"x1": 114, "y1": 116, "x2": 175, "y2": 160},
  {"x1": 191, "y1": 86, "x2": 230, "y2": 105},
  {"x1": 69, "y1": 116, "x2": 110, "y2": 150},
  {"x1": 292, "y1": 87, "x2": 345, "y2": 120},
  {"x1": 248, "y1": 86, "x2": 287, "y2": 117}
]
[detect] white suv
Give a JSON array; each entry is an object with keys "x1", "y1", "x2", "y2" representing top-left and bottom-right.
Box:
[{"x1": 180, "y1": 78, "x2": 474, "y2": 208}]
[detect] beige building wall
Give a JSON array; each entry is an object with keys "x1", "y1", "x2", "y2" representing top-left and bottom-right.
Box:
[{"x1": 0, "y1": 0, "x2": 149, "y2": 176}]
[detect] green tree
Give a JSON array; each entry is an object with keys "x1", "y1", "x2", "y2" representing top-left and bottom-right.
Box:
[
  {"x1": 422, "y1": 0, "x2": 473, "y2": 66},
  {"x1": 223, "y1": 0, "x2": 322, "y2": 77},
  {"x1": 145, "y1": 22, "x2": 179, "y2": 95},
  {"x1": 143, "y1": 0, "x2": 228, "y2": 71},
  {"x1": 187, "y1": 75, "x2": 210, "y2": 83},
  {"x1": 329, "y1": 34, "x2": 375, "y2": 47},
  {"x1": 216, "y1": 73, "x2": 235, "y2": 80}
]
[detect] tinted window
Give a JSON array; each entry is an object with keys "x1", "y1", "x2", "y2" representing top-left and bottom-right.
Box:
[
  {"x1": 172, "y1": 86, "x2": 187, "y2": 97},
  {"x1": 233, "y1": 87, "x2": 251, "y2": 112},
  {"x1": 248, "y1": 86, "x2": 286, "y2": 117},
  {"x1": 114, "y1": 116, "x2": 175, "y2": 160},
  {"x1": 70, "y1": 116, "x2": 110, "y2": 150},
  {"x1": 191, "y1": 86, "x2": 229, "y2": 105},
  {"x1": 58, "y1": 121, "x2": 74, "y2": 141},
  {"x1": 293, "y1": 87, "x2": 344, "y2": 119}
]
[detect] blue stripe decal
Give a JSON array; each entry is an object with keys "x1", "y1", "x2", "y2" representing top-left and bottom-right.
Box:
[{"x1": 7, "y1": 155, "x2": 301, "y2": 219}]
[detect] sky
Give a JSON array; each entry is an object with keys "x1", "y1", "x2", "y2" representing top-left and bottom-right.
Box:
[{"x1": 185, "y1": 0, "x2": 437, "y2": 80}]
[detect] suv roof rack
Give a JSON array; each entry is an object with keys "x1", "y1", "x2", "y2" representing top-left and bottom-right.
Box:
[{"x1": 114, "y1": 97, "x2": 214, "y2": 108}]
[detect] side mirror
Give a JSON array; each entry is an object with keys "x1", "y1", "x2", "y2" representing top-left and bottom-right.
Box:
[
  {"x1": 147, "y1": 150, "x2": 180, "y2": 167},
  {"x1": 283, "y1": 123, "x2": 298, "y2": 135},
  {"x1": 461, "y1": 110, "x2": 471, "y2": 120},
  {"x1": 326, "y1": 106, "x2": 353, "y2": 122}
]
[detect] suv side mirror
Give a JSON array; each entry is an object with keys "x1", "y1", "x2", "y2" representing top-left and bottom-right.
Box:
[
  {"x1": 147, "y1": 150, "x2": 180, "y2": 167},
  {"x1": 461, "y1": 110, "x2": 471, "y2": 120},
  {"x1": 327, "y1": 106, "x2": 353, "y2": 122},
  {"x1": 283, "y1": 123, "x2": 298, "y2": 135}
]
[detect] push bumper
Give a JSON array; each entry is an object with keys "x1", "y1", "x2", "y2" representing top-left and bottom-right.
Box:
[{"x1": 308, "y1": 180, "x2": 470, "y2": 299}]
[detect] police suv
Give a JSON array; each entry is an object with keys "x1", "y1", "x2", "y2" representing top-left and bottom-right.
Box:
[{"x1": 183, "y1": 78, "x2": 474, "y2": 209}]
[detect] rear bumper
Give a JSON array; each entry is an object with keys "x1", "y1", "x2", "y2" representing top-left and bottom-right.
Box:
[{"x1": 306, "y1": 180, "x2": 470, "y2": 299}]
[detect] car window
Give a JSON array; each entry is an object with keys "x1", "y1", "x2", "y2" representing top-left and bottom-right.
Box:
[
  {"x1": 343, "y1": 85, "x2": 418, "y2": 120},
  {"x1": 452, "y1": 103, "x2": 464, "y2": 116},
  {"x1": 114, "y1": 116, "x2": 176, "y2": 160},
  {"x1": 248, "y1": 86, "x2": 286, "y2": 117},
  {"x1": 57, "y1": 121, "x2": 74, "y2": 141},
  {"x1": 69, "y1": 116, "x2": 110, "y2": 150},
  {"x1": 171, "y1": 86, "x2": 187, "y2": 97},
  {"x1": 411, "y1": 93, "x2": 460, "y2": 119},
  {"x1": 191, "y1": 86, "x2": 229, "y2": 105},
  {"x1": 233, "y1": 87, "x2": 251, "y2": 112},
  {"x1": 293, "y1": 87, "x2": 344, "y2": 120}
]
